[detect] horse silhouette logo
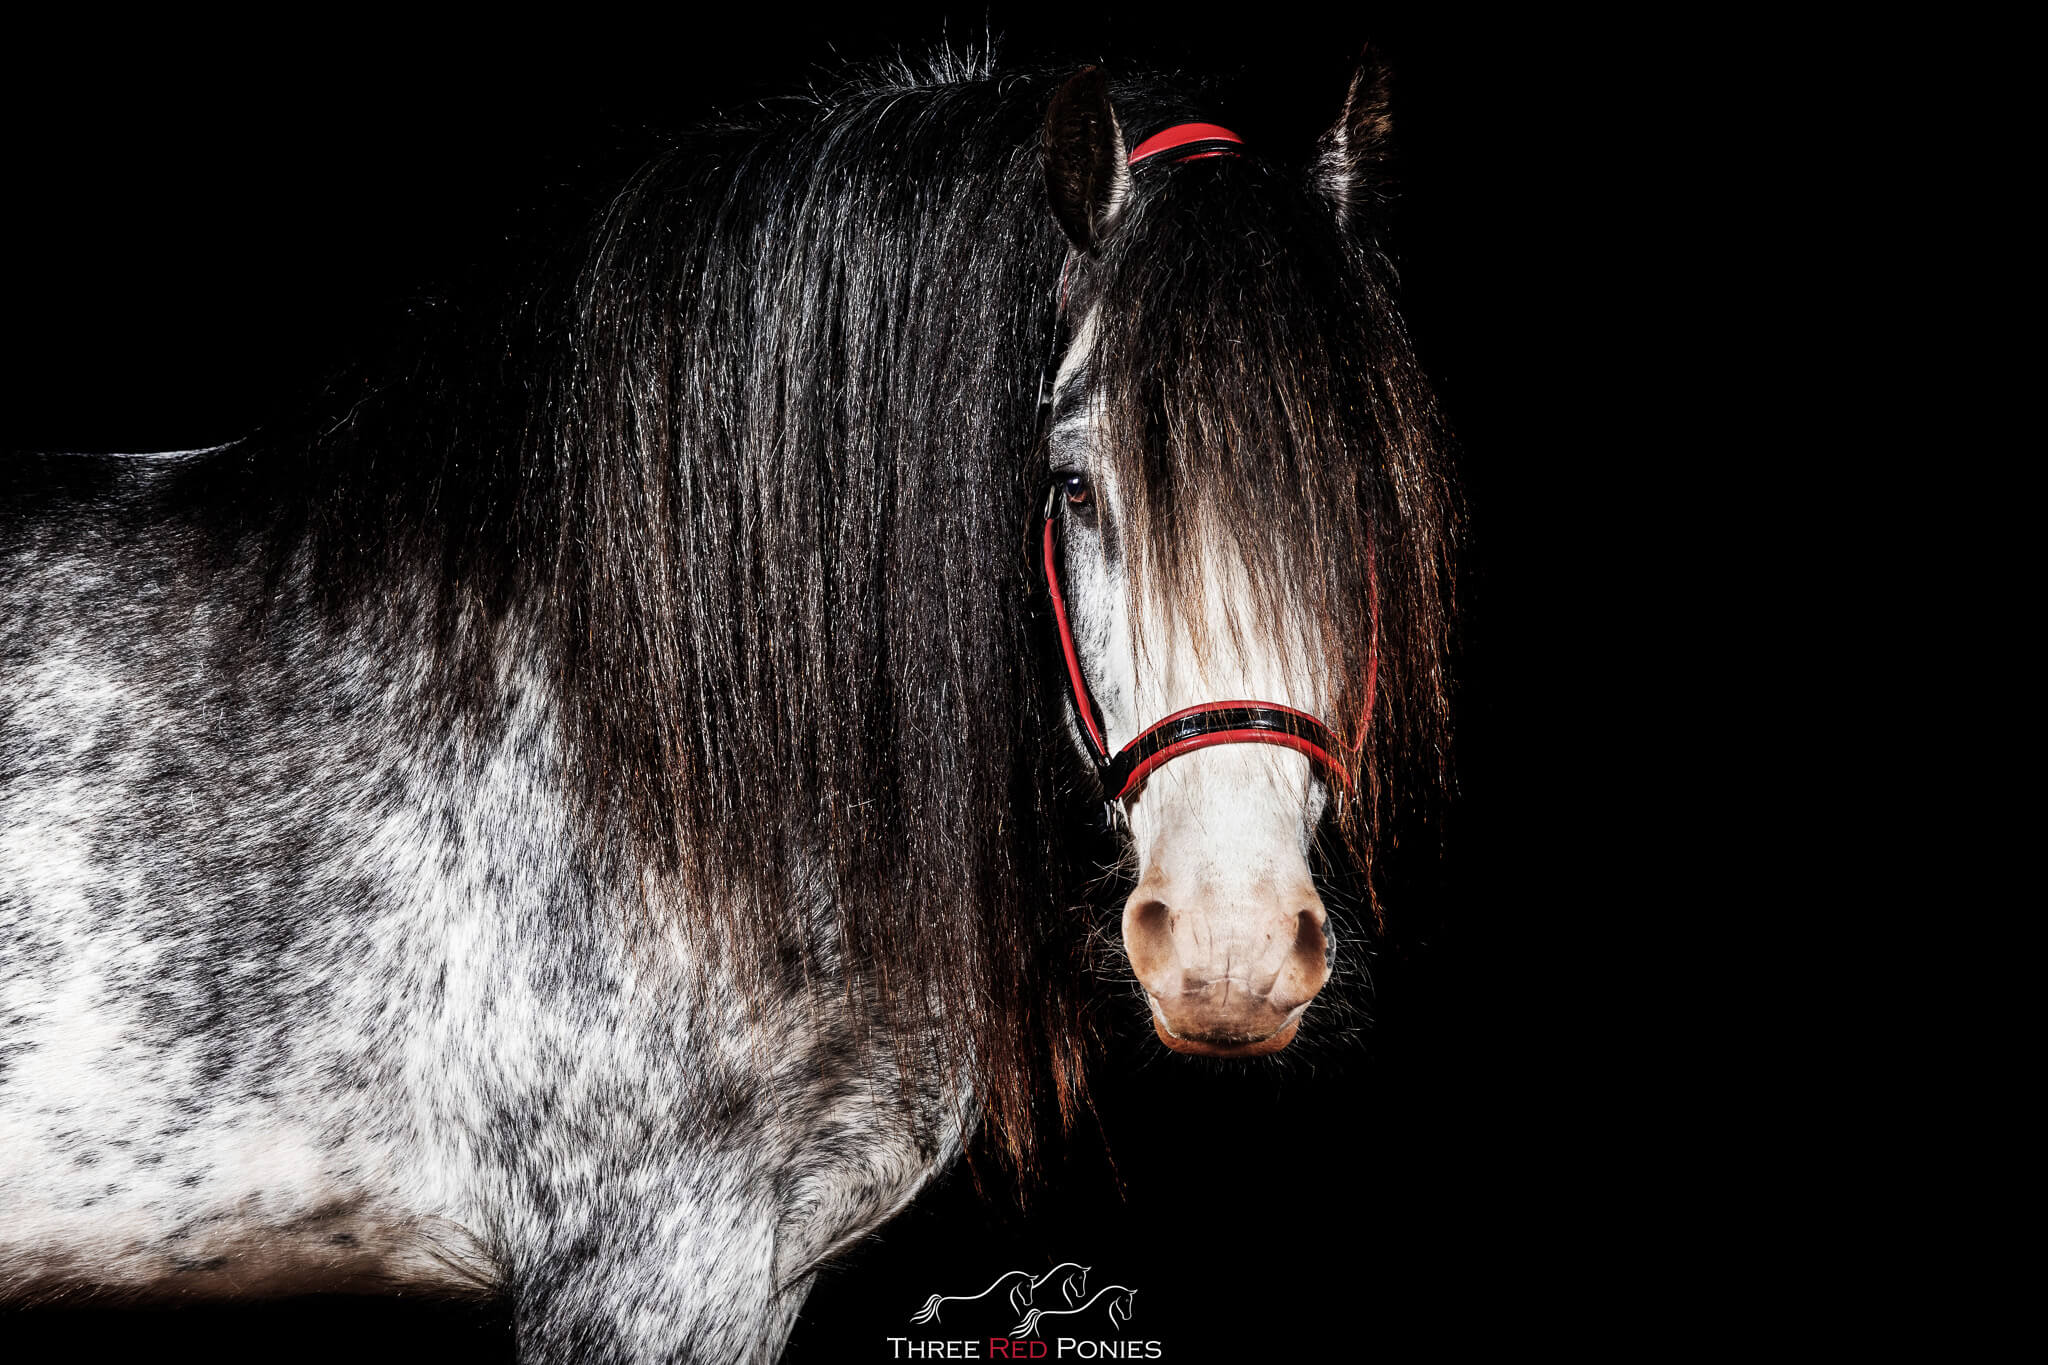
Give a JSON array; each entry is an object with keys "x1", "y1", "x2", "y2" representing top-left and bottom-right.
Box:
[
  {"x1": 1012, "y1": 1285, "x2": 1137, "y2": 1338},
  {"x1": 910, "y1": 1262, "x2": 1091, "y2": 1325}
]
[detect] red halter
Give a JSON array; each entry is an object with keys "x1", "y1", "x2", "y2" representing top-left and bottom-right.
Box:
[{"x1": 1039, "y1": 122, "x2": 1358, "y2": 803}]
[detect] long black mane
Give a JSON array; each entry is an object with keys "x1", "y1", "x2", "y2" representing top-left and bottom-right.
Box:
[{"x1": 113, "y1": 51, "x2": 1452, "y2": 1169}]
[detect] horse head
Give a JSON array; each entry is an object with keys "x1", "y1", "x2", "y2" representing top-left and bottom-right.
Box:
[
  {"x1": 1006, "y1": 1267, "x2": 1039, "y2": 1315},
  {"x1": 1038, "y1": 57, "x2": 1436, "y2": 1058},
  {"x1": 1030, "y1": 1261, "x2": 1090, "y2": 1307}
]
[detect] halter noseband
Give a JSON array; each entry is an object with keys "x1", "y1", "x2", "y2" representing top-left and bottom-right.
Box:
[
  {"x1": 1040, "y1": 121, "x2": 1353, "y2": 805},
  {"x1": 1042, "y1": 506, "x2": 1351, "y2": 803}
]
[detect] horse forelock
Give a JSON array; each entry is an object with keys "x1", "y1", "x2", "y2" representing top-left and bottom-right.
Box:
[{"x1": 1065, "y1": 147, "x2": 1458, "y2": 867}]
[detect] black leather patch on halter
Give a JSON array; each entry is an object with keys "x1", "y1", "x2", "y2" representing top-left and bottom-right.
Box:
[{"x1": 1104, "y1": 705, "x2": 1346, "y2": 801}]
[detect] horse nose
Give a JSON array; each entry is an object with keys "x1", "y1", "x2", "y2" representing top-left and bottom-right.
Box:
[{"x1": 1121, "y1": 888, "x2": 1330, "y2": 1057}]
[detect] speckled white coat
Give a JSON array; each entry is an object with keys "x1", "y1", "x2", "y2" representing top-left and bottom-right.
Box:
[{"x1": 0, "y1": 458, "x2": 964, "y2": 1362}]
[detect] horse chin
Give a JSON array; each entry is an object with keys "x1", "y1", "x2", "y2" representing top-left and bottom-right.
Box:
[{"x1": 1149, "y1": 1010, "x2": 1303, "y2": 1058}]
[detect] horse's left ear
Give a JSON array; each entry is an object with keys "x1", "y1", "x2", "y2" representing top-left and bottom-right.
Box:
[
  {"x1": 1044, "y1": 66, "x2": 1131, "y2": 253},
  {"x1": 1314, "y1": 45, "x2": 1395, "y2": 228}
]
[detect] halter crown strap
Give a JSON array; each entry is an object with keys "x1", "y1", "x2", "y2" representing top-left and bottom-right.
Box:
[
  {"x1": 1128, "y1": 123, "x2": 1245, "y2": 166},
  {"x1": 1042, "y1": 511, "x2": 1350, "y2": 802}
]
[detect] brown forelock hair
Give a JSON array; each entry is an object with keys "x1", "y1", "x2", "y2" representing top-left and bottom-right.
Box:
[{"x1": 1069, "y1": 121, "x2": 1457, "y2": 894}]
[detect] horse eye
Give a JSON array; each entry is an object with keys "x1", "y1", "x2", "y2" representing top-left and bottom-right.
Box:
[{"x1": 1062, "y1": 473, "x2": 1093, "y2": 509}]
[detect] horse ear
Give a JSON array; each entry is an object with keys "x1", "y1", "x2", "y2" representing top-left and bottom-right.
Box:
[
  {"x1": 1043, "y1": 66, "x2": 1131, "y2": 253},
  {"x1": 1314, "y1": 45, "x2": 1395, "y2": 227}
]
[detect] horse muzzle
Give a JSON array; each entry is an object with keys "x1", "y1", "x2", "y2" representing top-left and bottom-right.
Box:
[{"x1": 1121, "y1": 877, "x2": 1331, "y2": 1057}]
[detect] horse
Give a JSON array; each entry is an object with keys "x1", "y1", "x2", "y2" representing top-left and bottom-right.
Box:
[
  {"x1": 910, "y1": 1261, "x2": 1089, "y2": 1323},
  {"x1": 0, "y1": 45, "x2": 1454, "y2": 1363},
  {"x1": 1012, "y1": 1285, "x2": 1138, "y2": 1339}
]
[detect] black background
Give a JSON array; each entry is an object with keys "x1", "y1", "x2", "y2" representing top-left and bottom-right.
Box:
[{"x1": 4, "y1": 9, "x2": 1675, "y2": 1359}]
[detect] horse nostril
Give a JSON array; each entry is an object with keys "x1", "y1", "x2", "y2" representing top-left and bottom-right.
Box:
[
  {"x1": 1270, "y1": 908, "x2": 1330, "y2": 1013},
  {"x1": 1121, "y1": 898, "x2": 1175, "y2": 987},
  {"x1": 1296, "y1": 908, "x2": 1327, "y2": 959}
]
